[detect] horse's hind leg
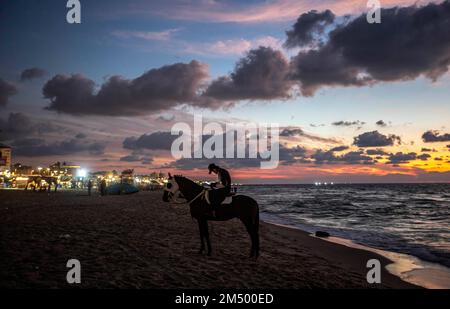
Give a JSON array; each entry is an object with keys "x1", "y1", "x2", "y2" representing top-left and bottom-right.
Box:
[
  {"x1": 244, "y1": 221, "x2": 257, "y2": 258},
  {"x1": 245, "y1": 219, "x2": 260, "y2": 258},
  {"x1": 201, "y1": 219, "x2": 212, "y2": 256},
  {"x1": 254, "y1": 227, "x2": 260, "y2": 258},
  {"x1": 197, "y1": 219, "x2": 205, "y2": 254}
]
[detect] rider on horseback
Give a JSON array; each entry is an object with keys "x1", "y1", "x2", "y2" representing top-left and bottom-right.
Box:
[{"x1": 208, "y1": 163, "x2": 231, "y2": 217}]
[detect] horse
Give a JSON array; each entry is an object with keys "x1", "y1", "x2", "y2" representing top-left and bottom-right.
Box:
[
  {"x1": 162, "y1": 174, "x2": 260, "y2": 258},
  {"x1": 25, "y1": 176, "x2": 58, "y2": 192}
]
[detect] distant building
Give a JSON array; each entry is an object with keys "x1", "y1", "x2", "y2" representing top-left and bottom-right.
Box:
[
  {"x1": 12, "y1": 163, "x2": 33, "y2": 175},
  {"x1": 0, "y1": 143, "x2": 12, "y2": 172}
]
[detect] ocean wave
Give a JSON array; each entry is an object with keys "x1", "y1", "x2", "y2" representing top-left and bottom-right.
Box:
[{"x1": 242, "y1": 183, "x2": 450, "y2": 268}]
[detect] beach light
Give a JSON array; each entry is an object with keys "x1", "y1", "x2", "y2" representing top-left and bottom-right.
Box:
[{"x1": 77, "y1": 168, "x2": 87, "y2": 178}]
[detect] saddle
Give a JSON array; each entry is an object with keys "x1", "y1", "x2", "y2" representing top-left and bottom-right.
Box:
[{"x1": 204, "y1": 190, "x2": 235, "y2": 205}]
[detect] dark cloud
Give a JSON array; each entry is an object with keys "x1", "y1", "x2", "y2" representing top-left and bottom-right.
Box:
[
  {"x1": 203, "y1": 47, "x2": 292, "y2": 102},
  {"x1": 141, "y1": 157, "x2": 154, "y2": 165},
  {"x1": 2, "y1": 112, "x2": 33, "y2": 135},
  {"x1": 284, "y1": 10, "x2": 335, "y2": 48},
  {"x1": 124, "y1": 130, "x2": 311, "y2": 168},
  {"x1": 0, "y1": 113, "x2": 103, "y2": 157},
  {"x1": 421, "y1": 147, "x2": 436, "y2": 152},
  {"x1": 290, "y1": 44, "x2": 372, "y2": 96},
  {"x1": 280, "y1": 126, "x2": 340, "y2": 143},
  {"x1": 353, "y1": 131, "x2": 401, "y2": 147},
  {"x1": 123, "y1": 131, "x2": 178, "y2": 151},
  {"x1": 29, "y1": 1, "x2": 450, "y2": 116},
  {"x1": 290, "y1": 2, "x2": 450, "y2": 95},
  {"x1": 422, "y1": 130, "x2": 450, "y2": 142},
  {"x1": 20, "y1": 67, "x2": 46, "y2": 81},
  {"x1": 12, "y1": 138, "x2": 106, "y2": 157},
  {"x1": 376, "y1": 120, "x2": 388, "y2": 127},
  {"x1": 279, "y1": 145, "x2": 309, "y2": 165},
  {"x1": 168, "y1": 144, "x2": 308, "y2": 170},
  {"x1": 329, "y1": 145, "x2": 349, "y2": 152},
  {"x1": 43, "y1": 61, "x2": 210, "y2": 116},
  {"x1": 280, "y1": 128, "x2": 304, "y2": 137},
  {"x1": 120, "y1": 155, "x2": 141, "y2": 162},
  {"x1": 386, "y1": 152, "x2": 417, "y2": 164},
  {"x1": 312, "y1": 149, "x2": 374, "y2": 165},
  {"x1": 417, "y1": 153, "x2": 431, "y2": 161},
  {"x1": 366, "y1": 148, "x2": 388, "y2": 156},
  {"x1": 75, "y1": 133, "x2": 87, "y2": 139},
  {"x1": 169, "y1": 157, "x2": 259, "y2": 170},
  {"x1": 0, "y1": 112, "x2": 63, "y2": 140},
  {"x1": 332, "y1": 120, "x2": 365, "y2": 127},
  {"x1": 0, "y1": 78, "x2": 18, "y2": 106}
]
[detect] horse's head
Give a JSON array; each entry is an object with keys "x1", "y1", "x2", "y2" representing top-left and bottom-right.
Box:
[
  {"x1": 162, "y1": 173, "x2": 202, "y2": 203},
  {"x1": 162, "y1": 173, "x2": 180, "y2": 202}
]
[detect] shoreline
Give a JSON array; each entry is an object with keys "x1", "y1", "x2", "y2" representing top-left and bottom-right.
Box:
[
  {"x1": 262, "y1": 219, "x2": 450, "y2": 289},
  {"x1": 257, "y1": 220, "x2": 420, "y2": 289},
  {"x1": 0, "y1": 189, "x2": 423, "y2": 288},
  {"x1": 326, "y1": 236, "x2": 450, "y2": 289}
]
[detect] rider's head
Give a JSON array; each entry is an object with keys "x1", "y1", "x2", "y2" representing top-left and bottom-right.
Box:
[{"x1": 208, "y1": 163, "x2": 219, "y2": 174}]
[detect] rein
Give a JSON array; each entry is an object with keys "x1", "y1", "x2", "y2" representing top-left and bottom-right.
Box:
[{"x1": 188, "y1": 189, "x2": 205, "y2": 205}]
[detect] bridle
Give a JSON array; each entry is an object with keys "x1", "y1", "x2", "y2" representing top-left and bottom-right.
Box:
[
  {"x1": 165, "y1": 177, "x2": 205, "y2": 205},
  {"x1": 164, "y1": 179, "x2": 184, "y2": 204}
]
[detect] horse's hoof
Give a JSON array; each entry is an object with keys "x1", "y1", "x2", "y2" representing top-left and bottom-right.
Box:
[{"x1": 207, "y1": 252, "x2": 212, "y2": 257}]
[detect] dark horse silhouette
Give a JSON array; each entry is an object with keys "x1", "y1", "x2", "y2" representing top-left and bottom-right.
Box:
[
  {"x1": 162, "y1": 175, "x2": 260, "y2": 258},
  {"x1": 25, "y1": 176, "x2": 58, "y2": 192}
]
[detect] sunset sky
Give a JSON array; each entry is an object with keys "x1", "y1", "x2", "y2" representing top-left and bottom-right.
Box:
[{"x1": 1, "y1": 0, "x2": 449, "y2": 183}]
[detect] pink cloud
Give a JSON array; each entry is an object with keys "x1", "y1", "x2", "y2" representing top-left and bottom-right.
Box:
[
  {"x1": 112, "y1": 29, "x2": 180, "y2": 41},
  {"x1": 148, "y1": 0, "x2": 433, "y2": 23}
]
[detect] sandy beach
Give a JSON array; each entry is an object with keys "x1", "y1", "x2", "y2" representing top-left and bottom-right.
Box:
[{"x1": 0, "y1": 189, "x2": 418, "y2": 289}]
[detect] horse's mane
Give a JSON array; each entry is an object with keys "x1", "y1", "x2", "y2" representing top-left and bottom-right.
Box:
[{"x1": 174, "y1": 175, "x2": 201, "y2": 189}]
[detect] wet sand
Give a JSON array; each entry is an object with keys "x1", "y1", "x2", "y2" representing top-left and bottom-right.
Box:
[{"x1": 0, "y1": 190, "x2": 418, "y2": 289}]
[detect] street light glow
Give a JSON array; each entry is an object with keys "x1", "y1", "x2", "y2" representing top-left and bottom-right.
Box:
[{"x1": 77, "y1": 169, "x2": 87, "y2": 178}]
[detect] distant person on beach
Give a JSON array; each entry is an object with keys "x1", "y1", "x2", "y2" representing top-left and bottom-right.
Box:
[
  {"x1": 100, "y1": 179, "x2": 107, "y2": 196},
  {"x1": 208, "y1": 163, "x2": 231, "y2": 217},
  {"x1": 87, "y1": 179, "x2": 93, "y2": 196}
]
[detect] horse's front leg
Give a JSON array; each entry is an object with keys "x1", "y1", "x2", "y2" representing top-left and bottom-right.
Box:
[
  {"x1": 201, "y1": 219, "x2": 212, "y2": 256},
  {"x1": 197, "y1": 219, "x2": 205, "y2": 254}
]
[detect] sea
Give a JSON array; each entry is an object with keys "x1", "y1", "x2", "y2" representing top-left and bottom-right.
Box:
[{"x1": 238, "y1": 183, "x2": 450, "y2": 270}]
